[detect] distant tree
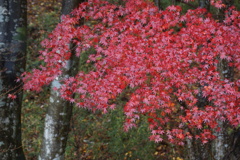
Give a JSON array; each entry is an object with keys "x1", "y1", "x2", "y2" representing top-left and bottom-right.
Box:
[
  {"x1": 0, "y1": 0, "x2": 27, "y2": 159},
  {"x1": 23, "y1": 0, "x2": 240, "y2": 159},
  {"x1": 38, "y1": 0, "x2": 84, "y2": 160}
]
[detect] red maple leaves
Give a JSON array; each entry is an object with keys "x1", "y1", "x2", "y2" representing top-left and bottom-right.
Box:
[{"x1": 23, "y1": 0, "x2": 240, "y2": 144}]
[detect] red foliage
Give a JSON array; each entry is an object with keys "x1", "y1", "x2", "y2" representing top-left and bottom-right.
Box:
[
  {"x1": 23, "y1": 0, "x2": 240, "y2": 145},
  {"x1": 8, "y1": 94, "x2": 17, "y2": 99}
]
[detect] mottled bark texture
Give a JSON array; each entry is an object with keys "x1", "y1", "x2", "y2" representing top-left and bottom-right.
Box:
[
  {"x1": 38, "y1": 1, "x2": 84, "y2": 160},
  {"x1": 0, "y1": 0, "x2": 27, "y2": 159}
]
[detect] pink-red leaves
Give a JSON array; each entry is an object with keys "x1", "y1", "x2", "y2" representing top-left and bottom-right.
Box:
[
  {"x1": 23, "y1": 0, "x2": 240, "y2": 144},
  {"x1": 8, "y1": 94, "x2": 17, "y2": 99}
]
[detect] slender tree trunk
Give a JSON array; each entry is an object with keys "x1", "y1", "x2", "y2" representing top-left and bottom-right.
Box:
[
  {"x1": 61, "y1": 0, "x2": 84, "y2": 15},
  {"x1": 186, "y1": 138, "x2": 196, "y2": 160},
  {"x1": 213, "y1": 122, "x2": 227, "y2": 160},
  {"x1": 185, "y1": 130, "x2": 211, "y2": 160},
  {"x1": 212, "y1": 58, "x2": 234, "y2": 160},
  {"x1": 154, "y1": 0, "x2": 162, "y2": 9},
  {"x1": 0, "y1": 0, "x2": 27, "y2": 159},
  {"x1": 39, "y1": 1, "x2": 84, "y2": 160},
  {"x1": 198, "y1": 0, "x2": 210, "y2": 9}
]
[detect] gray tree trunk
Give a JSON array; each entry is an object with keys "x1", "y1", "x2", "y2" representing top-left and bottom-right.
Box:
[
  {"x1": 198, "y1": 0, "x2": 210, "y2": 9},
  {"x1": 38, "y1": 1, "x2": 84, "y2": 160},
  {"x1": 212, "y1": 58, "x2": 234, "y2": 160},
  {"x1": 0, "y1": 0, "x2": 27, "y2": 159},
  {"x1": 185, "y1": 130, "x2": 211, "y2": 160}
]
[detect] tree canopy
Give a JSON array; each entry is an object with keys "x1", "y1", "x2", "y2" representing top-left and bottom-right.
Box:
[{"x1": 23, "y1": 0, "x2": 240, "y2": 145}]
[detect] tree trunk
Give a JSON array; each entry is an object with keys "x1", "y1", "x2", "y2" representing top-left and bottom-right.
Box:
[
  {"x1": 38, "y1": 1, "x2": 84, "y2": 160},
  {"x1": 212, "y1": 58, "x2": 234, "y2": 160},
  {"x1": 198, "y1": 0, "x2": 210, "y2": 9},
  {"x1": 185, "y1": 130, "x2": 211, "y2": 160},
  {"x1": 154, "y1": 0, "x2": 162, "y2": 9},
  {"x1": 61, "y1": 0, "x2": 84, "y2": 15},
  {"x1": 0, "y1": 0, "x2": 27, "y2": 159}
]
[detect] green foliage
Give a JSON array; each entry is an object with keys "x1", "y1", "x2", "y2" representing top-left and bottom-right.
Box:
[
  {"x1": 37, "y1": 11, "x2": 60, "y2": 32},
  {"x1": 13, "y1": 27, "x2": 27, "y2": 41},
  {"x1": 65, "y1": 106, "x2": 159, "y2": 160},
  {"x1": 22, "y1": 93, "x2": 47, "y2": 160},
  {"x1": 26, "y1": 0, "x2": 62, "y2": 71},
  {"x1": 65, "y1": 87, "x2": 183, "y2": 159},
  {"x1": 108, "y1": 0, "x2": 125, "y2": 5},
  {"x1": 105, "y1": 109, "x2": 156, "y2": 159},
  {"x1": 79, "y1": 47, "x2": 96, "y2": 73}
]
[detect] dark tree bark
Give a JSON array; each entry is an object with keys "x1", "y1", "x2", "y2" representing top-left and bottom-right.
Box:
[
  {"x1": 38, "y1": 1, "x2": 84, "y2": 160},
  {"x1": 61, "y1": 0, "x2": 84, "y2": 15},
  {"x1": 198, "y1": 0, "x2": 210, "y2": 9},
  {"x1": 154, "y1": 0, "x2": 162, "y2": 9},
  {"x1": 0, "y1": 0, "x2": 27, "y2": 159}
]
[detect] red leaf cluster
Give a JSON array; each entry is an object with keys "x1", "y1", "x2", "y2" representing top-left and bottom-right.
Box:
[{"x1": 23, "y1": 0, "x2": 240, "y2": 144}]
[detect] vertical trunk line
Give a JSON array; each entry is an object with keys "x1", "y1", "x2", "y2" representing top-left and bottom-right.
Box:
[
  {"x1": 186, "y1": 138, "x2": 196, "y2": 160},
  {"x1": 39, "y1": 0, "x2": 84, "y2": 159},
  {"x1": 0, "y1": 0, "x2": 27, "y2": 159}
]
